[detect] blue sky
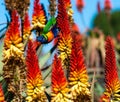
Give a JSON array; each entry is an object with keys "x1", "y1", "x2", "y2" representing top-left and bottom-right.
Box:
[{"x1": 0, "y1": 0, "x2": 120, "y2": 33}]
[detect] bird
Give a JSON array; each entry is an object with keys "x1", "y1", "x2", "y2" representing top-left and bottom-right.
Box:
[{"x1": 36, "y1": 17, "x2": 58, "y2": 44}]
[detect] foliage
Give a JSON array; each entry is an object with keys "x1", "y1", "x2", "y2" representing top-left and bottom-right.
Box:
[{"x1": 94, "y1": 11, "x2": 120, "y2": 37}]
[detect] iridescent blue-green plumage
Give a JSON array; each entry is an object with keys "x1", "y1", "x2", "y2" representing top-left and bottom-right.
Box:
[
  {"x1": 43, "y1": 16, "x2": 56, "y2": 33},
  {"x1": 37, "y1": 25, "x2": 58, "y2": 44},
  {"x1": 37, "y1": 17, "x2": 58, "y2": 44}
]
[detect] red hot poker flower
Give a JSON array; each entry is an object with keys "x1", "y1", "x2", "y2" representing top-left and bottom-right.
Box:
[
  {"x1": 32, "y1": 0, "x2": 47, "y2": 30},
  {"x1": 64, "y1": 0, "x2": 71, "y2": 9},
  {"x1": 57, "y1": 0, "x2": 72, "y2": 69},
  {"x1": 51, "y1": 54, "x2": 71, "y2": 102},
  {"x1": 3, "y1": 10, "x2": 23, "y2": 60},
  {"x1": 105, "y1": 37, "x2": 119, "y2": 93},
  {"x1": 64, "y1": 0, "x2": 74, "y2": 24},
  {"x1": 52, "y1": 54, "x2": 68, "y2": 94},
  {"x1": 23, "y1": 13, "x2": 31, "y2": 40},
  {"x1": 26, "y1": 40, "x2": 42, "y2": 82},
  {"x1": 71, "y1": 23, "x2": 82, "y2": 47},
  {"x1": 4, "y1": 10, "x2": 22, "y2": 49},
  {"x1": 26, "y1": 40, "x2": 46, "y2": 102},
  {"x1": 76, "y1": 0, "x2": 84, "y2": 12},
  {"x1": 104, "y1": 0, "x2": 112, "y2": 11},
  {"x1": 102, "y1": 36, "x2": 120, "y2": 101},
  {"x1": 57, "y1": 0, "x2": 71, "y2": 39},
  {"x1": 68, "y1": 40, "x2": 91, "y2": 101}
]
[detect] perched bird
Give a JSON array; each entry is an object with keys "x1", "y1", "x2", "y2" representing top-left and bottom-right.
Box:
[
  {"x1": 42, "y1": 16, "x2": 56, "y2": 34},
  {"x1": 36, "y1": 17, "x2": 58, "y2": 44}
]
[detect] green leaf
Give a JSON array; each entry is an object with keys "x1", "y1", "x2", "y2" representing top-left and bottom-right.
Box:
[
  {"x1": 42, "y1": 65, "x2": 52, "y2": 80},
  {"x1": 39, "y1": 50, "x2": 51, "y2": 68},
  {"x1": 37, "y1": 45, "x2": 43, "y2": 56},
  {"x1": 95, "y1": 82, "x2": 104, "y2": 96},
  {"x1": 39, "y1": 44, "x2": 57, "y2": 68}
]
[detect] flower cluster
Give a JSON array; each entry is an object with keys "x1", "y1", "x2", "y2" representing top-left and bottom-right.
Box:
[
  {"x1": 57, "y1": 0, "x2": 72, "y2": 69},
  {"x1": 51, "y1": 55, "x2": 72, "y2": 102},
  {"x1": 32, "y1": 0, "x2": 47, "y2": 30},
  {"x1": 23, "y1": 13, "x2": 31, "y2": 40},
  {"x1": 26, "y1": 40, "x2": 47, "y2": 102},
  {"x1": 3, "y1": 10, "x2": 26, "y2": 101},
  {"x1": 69, "y1": 40, "x2": 91, "y2": 101},
  {"x1": 100, "y1": 36, "x2": 120, "y2": 101}
]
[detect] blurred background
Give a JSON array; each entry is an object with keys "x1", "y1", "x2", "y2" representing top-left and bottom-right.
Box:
[{"x1": 0, "y1": 0, "x2": 120, "y2": 101}]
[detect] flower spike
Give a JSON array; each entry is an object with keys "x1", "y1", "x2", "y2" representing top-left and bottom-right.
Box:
[
  {"x1": 32, "y1": 0, "x2": 47, "y2": 30},
  {"x1": 68, "y1": 41, "x2": 91, "y2": 101},
  {"x1": 3, "y1": 10, "x2": 26, "y2": 101},
  {"x1": 51, "y1": 54, "x2": 72, "y2": 102},
  {"x1": 23, "y1": 13, "x2": 31, "y2": 40},
  {"x1": 64, "y1": 0, "x2": 73, "y2": 23},
  {"x1": 57, "y1": 0, "x2": 71, "y2": 39},
  {"x1": 71, "y1": 23, "x2": 82, "y2": 46},
  {"x1": 76, "y1": 0, "x2": 84, "y2": 12},
  {"x1": 26, "y1": 40, "x2": 47, "y2": 102},
  {"x1": 57, "y1": 0, "x2": 72, "y2": 69},
  {"x1": 101, "y1": 36, "x2": 120, "y2": 101},
  {"x1": 4, "y1": 10, "x2": 23, "y2": 50},
  {"x1": 64, "y1": 0, "x2": 71, "y2": 8},
  {"x1": 104, "y1": 0, "x2": 112, "y2": 11},
  {"x1": 3, "y1": 10, "x2": 23, "y2": 62}
]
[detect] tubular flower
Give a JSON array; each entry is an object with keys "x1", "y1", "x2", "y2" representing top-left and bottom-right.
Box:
[
  {"x1": 64, "y1": 0, "x2": 74, "y2": 24},
  {"x1": 99, "y1": 92, "x2": 110, "y2": 102},
  {"x1": 4, "y1": 10, "x2": 23, "y2": 60},
  {"x1": 26, "y1": 40, "x2": 47, "y2": 102},
  {"x1": 3, "y1": 10, "x2": 24, "y2": 79},
  {"x1": 101, "y1": 36, "x2": 120, "y2": 101},
  {"x1": 68, "y1": 41, "x2": 91, "y2": 102},
  {"x1": 57, "y1": 0, "x2": 72, "y2": 69},
  {"x1": 71, "y1": 23, "x2": 81, "y2": 40},
  {"x1": 51, "y1": 55, "x2": 72, "y2": 102},
  {"x1": 71, "y1": 23, "x2": 82, "y2": 47},
  {"x1": 32, "y1": 0, "x2": 47, "y2": 30},
  {"x1": 23, "y1": 13, "x2": 31, "y2": 40},
  {"x1": 104, "y1": 0, "x2": 112, "y2": 11},
  {"x1": 3, "y1": 10, "x2": 26, "y2": 101},
  {"x1": 64, "y1": 0, "x2": 71, "y2": 9},
  {"x1": 72, "y1": 23, "x2": 80, "y2": 33},
  {"x1": 32, "y1": 40, "x2": 41, "y2": 50},
  {"x1": 0, "y1": 85, "x2": 5, "y2": 102},
  {"x1": 57, "y1": 35, "x2": 72, "y2": 69},
  {"x1": 57, "y1": 0, "x2": 71, "y2": 39},
  {"x1": 76, "y1": 0, "x2": 84, "y2": 12}
]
